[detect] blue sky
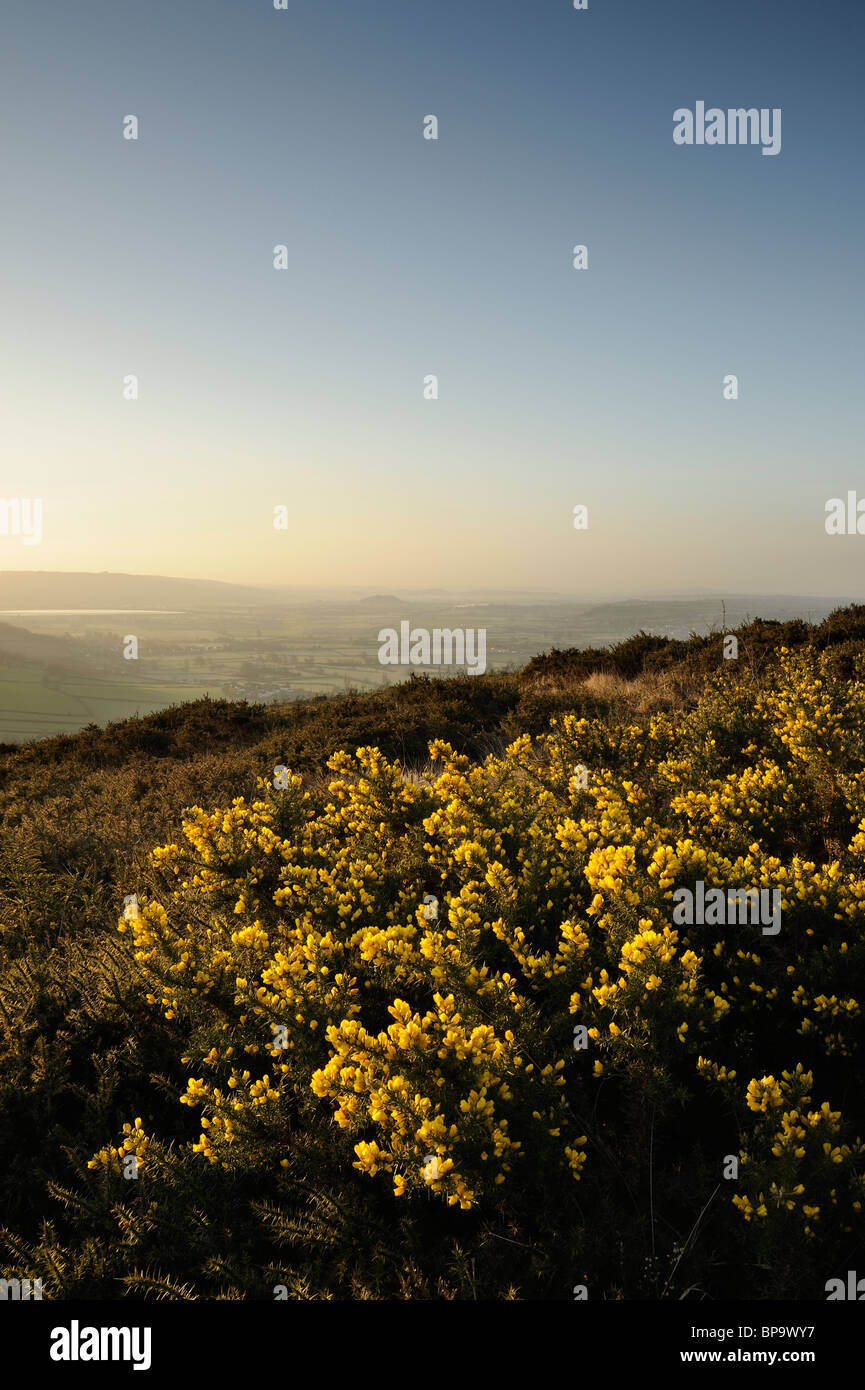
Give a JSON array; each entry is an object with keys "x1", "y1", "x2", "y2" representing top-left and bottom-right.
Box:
[{"x1": 1, "y1": 0, "x2": 862, "y2": 595}]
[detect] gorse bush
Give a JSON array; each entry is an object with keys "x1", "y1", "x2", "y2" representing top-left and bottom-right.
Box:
[
  {"x1": 75, "y1": 647, "x2": 865, "y2": 1297},
  {"x1": 2, "y1": 617, "x2": 865, "y2": 1300}
]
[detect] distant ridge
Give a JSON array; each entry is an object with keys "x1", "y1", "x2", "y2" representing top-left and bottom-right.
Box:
[
  {"x1": 0, "y1": 572, "x2": 296, "y2": 609},
  {"x1": 0, "y1": 572, "x2": 857, "y2": 615},
  {"x1": 355, "y1": 594, "x2": 404, "y2": 609}
]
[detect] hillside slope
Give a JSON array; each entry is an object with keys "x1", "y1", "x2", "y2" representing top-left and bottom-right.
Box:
[{"x1": 1, "y1": 607, "x2": 864, "y2": 1300}]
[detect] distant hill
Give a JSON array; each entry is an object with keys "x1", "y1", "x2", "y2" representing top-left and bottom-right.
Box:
[
  {"x1": 0, "y1": 571, "x2": 301, "y2": 610},
  {"x1": 0, "y1": 572, "x2": 855, "y2": 619},
  {"x1": 354, "y1": 594, "x2": 404, "y2": 609},
  {"x1": 0, "y1": 620, "x2": 89, "y2": 670}
]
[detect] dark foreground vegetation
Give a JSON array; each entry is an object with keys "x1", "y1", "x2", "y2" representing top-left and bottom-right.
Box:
[{"x1": 1, "y1": 609, "x2": 865, "y2": 1299}]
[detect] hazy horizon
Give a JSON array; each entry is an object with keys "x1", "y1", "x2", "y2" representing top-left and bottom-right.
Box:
[
  {"x1": 0, "y1": 566, "x2": 863, "y2": 607},
  {"x1": 0, "y1": 568, "x2": 855, "y2": 743}
]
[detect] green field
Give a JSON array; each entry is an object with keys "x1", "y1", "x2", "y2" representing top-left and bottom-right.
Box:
[
  {"x1": 0, "y1": 594, "x2": 847, "y2": 743},
  {"x1": 0, "y1": 663, "x2": 224, "y2": 743}
]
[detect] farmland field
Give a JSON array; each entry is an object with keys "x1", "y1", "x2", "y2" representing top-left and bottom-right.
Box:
[
  {"x1": 0, "y1": 662, "x2": 225, "y2": 742},
  {"x1": 0, "y1": 593, "x2": 847, "y2": 743}
]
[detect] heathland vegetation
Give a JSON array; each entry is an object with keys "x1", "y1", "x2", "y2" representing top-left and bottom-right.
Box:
[{"x1": 1, "y1": 608, "x2": 865, "y2": 1298}]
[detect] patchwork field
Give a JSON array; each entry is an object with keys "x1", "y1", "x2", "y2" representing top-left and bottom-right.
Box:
[
  {"x1": 0, "y1": 662, "x2": 225, "y2": 743},
  {"x1": 0, "y1": 593, "x2": 847, "y2": 743}
]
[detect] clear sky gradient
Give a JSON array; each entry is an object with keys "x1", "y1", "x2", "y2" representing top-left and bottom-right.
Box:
[{"x1": 1, "y1": 0, "x2": 863, "y2": 596}]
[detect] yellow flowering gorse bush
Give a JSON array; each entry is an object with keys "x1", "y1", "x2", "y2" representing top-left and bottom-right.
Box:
[{"x1": 103, "y1": 647, "x2": 865, "y2": 1295}]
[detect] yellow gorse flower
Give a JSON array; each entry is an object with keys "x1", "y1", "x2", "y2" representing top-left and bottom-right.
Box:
[{"x1": 106, "y1": 651, "x2": 865, "y2": 1241}]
